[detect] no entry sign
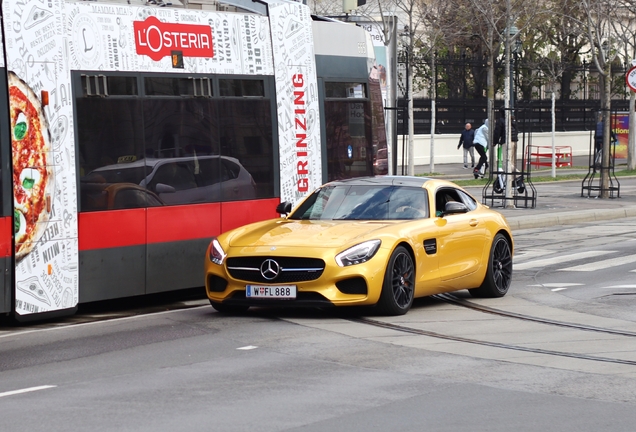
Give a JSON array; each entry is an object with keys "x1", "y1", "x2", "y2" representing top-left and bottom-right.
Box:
[{"x1": 626, "y1": 66, "x2": 636, "y2": 92}]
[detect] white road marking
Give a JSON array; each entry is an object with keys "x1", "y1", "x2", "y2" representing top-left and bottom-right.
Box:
[
  {"x1": 559, "y1": 254, "x2": 636, "y2": 272},
  {"x1": 601, "y1": 285, "x2": 636, "y2": 289},
  {"x1": 528, "y1": 283, "x2": 584, "y2": 288},
  {"x1": 551, "y1": 288, "x2": 568, "y2": 292},
  {"x1": 512, "y1": 249, "x2": 555, "y2": 262},
  {"x1": 514, "y1": 251, "x2": 613, "y2": 270},
  {"x1": 237, "y1": 345, "x2": 258, "y2": 350},
  {"x1": 0, "y1": 305, "x2": 209, "y2": 340},
  {"x1": 0, "y1": 385, "x2": 56, "y2": 398}
]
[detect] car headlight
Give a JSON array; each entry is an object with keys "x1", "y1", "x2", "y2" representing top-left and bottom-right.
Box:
[
  {"x1": 208, "y1": 238, "x2": 226, "y2": 265},
  {"x1": 335, "y1": 240, "x2": 381, "y2": 267}
]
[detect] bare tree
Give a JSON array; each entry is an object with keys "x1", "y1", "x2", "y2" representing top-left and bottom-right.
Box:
[
  {"x1": 455, "y1": 0, "x2": 533, "y2": 205},
  {"x1": 537, "y1": 53, "x2": 569, "y2": 177},
  {"x1": 580, "y1": 0, "x2": 623, "y2": 197},
  {"x1": 415, "y1": 0, "x2": 459, "y2": 173}
]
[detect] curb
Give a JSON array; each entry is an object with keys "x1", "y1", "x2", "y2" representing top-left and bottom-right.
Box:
[{"x1": 504, "y1": 205, "x2": 636, "y2": 230}]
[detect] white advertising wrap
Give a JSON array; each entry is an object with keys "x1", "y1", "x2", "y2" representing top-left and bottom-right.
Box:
[
  {"x1": 265, "y1": 0, "x2": 321, "y2": 205},
  {"x1": 66, "y1": 3, "x2": 274, "y2": 75}
]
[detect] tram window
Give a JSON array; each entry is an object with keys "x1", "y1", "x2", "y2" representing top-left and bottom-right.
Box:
[
  {"x1": 218, "y1": 98, "x2": 273, "y2": 200},
  {"x1": 76, "y1": 98, "x2": 145, "y2": 183},
  {"x1": 324, "y1": 99, "x2": 373, "y2": 181},
  {"x1": 219, "y1": 79, "x2": 264, "y2": 97},
  {"x1": 325, "y1": 82, "x2": 366, "y2": 99},
  {"x1": 112, "y1": 189, "x2": 149, "y2": 210},
  {"x1": 144, "y1": 77, "x2": 196, "y2": 96},
  {"x1": 107, "y1": 76, "x2": 138, "y2": 95},
  {"x1": 143, "y1": 99, "x2": 219, "y2": 159},
  {"x1": 81, "y1": 75, "x2": 138, "y2": 97}
]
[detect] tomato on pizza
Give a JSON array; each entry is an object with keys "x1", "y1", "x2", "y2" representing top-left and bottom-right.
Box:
[{"x1": 8, "y1": 72, "x2": 53, "y2": 261}]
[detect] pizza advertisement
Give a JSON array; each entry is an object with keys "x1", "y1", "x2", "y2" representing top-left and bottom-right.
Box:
[{"x1": 3, "y1": 0, "x2": 79, "y2": 315}]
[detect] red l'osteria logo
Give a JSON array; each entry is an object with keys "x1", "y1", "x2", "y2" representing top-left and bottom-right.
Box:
[{"x1": 134, "y1": 16, "x2": 214, "y2": 61}]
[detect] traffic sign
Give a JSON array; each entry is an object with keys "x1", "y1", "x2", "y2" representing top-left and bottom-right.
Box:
[{"x1": 626, "y1": 66, "x2": 636, "y2": 92}]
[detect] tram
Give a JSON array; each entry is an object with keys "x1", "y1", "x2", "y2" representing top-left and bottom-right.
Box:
[{"x1": 0, "y1": 0, "x2": 387, "y2": 320}]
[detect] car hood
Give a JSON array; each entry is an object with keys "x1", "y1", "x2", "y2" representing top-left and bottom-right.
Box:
[{"x1": 228, "y1": 220, "x2": 396, "y2": 248}]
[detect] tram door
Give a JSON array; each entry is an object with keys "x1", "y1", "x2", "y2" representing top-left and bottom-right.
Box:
[{"x1": 0, "y1": 66, "x2": 14, "y2": 314}]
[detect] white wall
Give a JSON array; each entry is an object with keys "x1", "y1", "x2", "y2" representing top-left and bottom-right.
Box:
[{"x1": 395, "y1": 131, "x2": 594, "y2": 167}]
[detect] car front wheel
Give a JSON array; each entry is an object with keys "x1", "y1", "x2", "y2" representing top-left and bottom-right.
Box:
[
  {"x1": 469, "y1": 233, "x2": 512, "y2": 298},
  {"x1": 378, "y1": 246, "x2": 415, "y2": 315}
]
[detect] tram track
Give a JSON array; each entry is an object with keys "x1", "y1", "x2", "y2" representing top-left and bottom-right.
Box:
[
  {"x1": 347, "y1": 293, "x2": 636, "y2": 367},
  {"x1": 434, "y1": 293, "x2": 636, "y2": 338}
]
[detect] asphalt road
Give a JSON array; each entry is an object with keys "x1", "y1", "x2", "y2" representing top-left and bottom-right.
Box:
[{"x1": 2, "y1": 219, "x2": 636, "y2": 431}]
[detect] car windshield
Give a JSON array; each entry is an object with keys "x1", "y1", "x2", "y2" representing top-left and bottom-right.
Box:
[{"x1": 290, "y1": 185, "x2": 429, "y2": 220}]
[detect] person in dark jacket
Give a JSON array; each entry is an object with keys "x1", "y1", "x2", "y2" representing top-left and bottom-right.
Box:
[
  {"x1": 457, "y1": 123, "x2": 475, "y2": 168},
  {"x1": 510, "y1": 115, "x2": 519, "y2": 168},
  {"x1": 493, "y1": 107, "x2": 506, "y2": 146}
]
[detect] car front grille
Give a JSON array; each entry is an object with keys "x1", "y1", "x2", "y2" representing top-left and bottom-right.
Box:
[{"x1": 226, "y1": 256, "x2": 325, "y2": 283}]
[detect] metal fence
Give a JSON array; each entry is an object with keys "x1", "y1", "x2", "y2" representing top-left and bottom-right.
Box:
[{"x1": 397, "y1": 54, "x2": 632, "y2": 135}]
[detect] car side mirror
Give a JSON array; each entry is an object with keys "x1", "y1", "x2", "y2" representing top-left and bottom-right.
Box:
[
  {"x1": 155, "y1": 183, "x2": 176, "y2": 194},
  {"x1": 443, "y1": 201, "x2": 468, "y2": 215},
  {"x1": 276, "y1": 201, "x2": 292, "y2": 215}
]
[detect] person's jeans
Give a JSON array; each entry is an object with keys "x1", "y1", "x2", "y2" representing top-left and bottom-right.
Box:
[
  {"x1": 462, "y1": 146, "x2": 475, "y2": 166},
  {"x1": 474, "y1": 145, "x2": 488, "y2": 171}
]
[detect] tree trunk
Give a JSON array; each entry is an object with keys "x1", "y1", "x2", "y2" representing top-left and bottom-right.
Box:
[
  {"x1": 487, "y1": 50, "x2": 495, "y2": 169},
  {"x1": 601, "y1": 66, "x2": 611, "y2": 198},
  {"x1": 407, "y1": 52, "x2": 414, "y2": 176},
  {"x1": 504, "y1": 32, "x2": 513, "y2": 208}
]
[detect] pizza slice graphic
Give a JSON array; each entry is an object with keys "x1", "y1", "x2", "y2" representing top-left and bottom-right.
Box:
[{"x1": 9, "y1": 72, "x2": 54, "y2": 261}]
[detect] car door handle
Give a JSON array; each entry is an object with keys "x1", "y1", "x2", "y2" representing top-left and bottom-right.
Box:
[{"x1": 469, "y1": 219, "x2": 479, "y2": 227}]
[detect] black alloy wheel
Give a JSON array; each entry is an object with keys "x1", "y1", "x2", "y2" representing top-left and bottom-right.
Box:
[
  {"x1": 469, "y1": 233, "x2": 512, "y2": 298},
  {"x1": 378, "y1": 246, "x2": 415, "y2": 315}
]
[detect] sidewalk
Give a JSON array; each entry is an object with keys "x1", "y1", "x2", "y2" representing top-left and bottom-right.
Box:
[{"x1": 413, "y1": 156, "x2": 636, "y2": 230}]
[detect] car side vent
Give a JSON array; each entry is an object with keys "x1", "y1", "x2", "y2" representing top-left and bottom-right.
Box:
[
  {"x1": 208, "y1": 275, "x2": 228, "y2": 292},
  {"x1": 336, "y1": 277, "x2": 367, "y2": 295},
  {"x1": 424, "y1": 239, "x2": 437, "y2": 255}
]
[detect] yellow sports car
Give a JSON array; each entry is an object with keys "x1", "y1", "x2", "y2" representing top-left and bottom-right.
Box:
[{"x1": 205, "y1": 176, "x2": 513, "y2": 315}]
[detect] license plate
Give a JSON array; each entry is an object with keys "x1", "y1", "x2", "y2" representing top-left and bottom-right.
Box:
[{"x1": 246, "y1": 285, "x2": 297, "y2": 299}]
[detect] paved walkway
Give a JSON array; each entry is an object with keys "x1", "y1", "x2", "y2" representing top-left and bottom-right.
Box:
[{"x1": 412, "y1": 156, "x2": 636, "y2": 230}]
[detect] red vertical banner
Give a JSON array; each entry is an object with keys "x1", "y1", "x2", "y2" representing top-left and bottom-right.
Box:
[{"x1": 611, "y1": 112, "x2": 629, "y2": 159}]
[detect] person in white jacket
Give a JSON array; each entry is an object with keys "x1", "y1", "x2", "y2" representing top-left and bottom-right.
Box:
[{"x1": 473, "y1": 119, "x2": 489, "y2": 179}]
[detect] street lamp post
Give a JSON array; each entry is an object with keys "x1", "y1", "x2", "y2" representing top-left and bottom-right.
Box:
[
  {"x1": 503, "y1": 25, "x2": 519, "y2": 207},
  {"x1": 511, "y1": 37, "x2": 521, "y2": 170},
  {"x1": 400, "y1": 27, "x2": 414, "y2": 176},
  {"x1": 600, "y1": 39, "x2": 611, "y2": 198}
]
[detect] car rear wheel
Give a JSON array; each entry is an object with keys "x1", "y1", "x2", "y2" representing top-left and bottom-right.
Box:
[
  {"x1": 378, "y1": 246, "x2": 415, "y2": 315},
  {"x1": 209, "y1": 300, "x2": 250, "y2": 314},
  {"x1": 469, "y1": 233, "x2": 512, "y2": 298}
]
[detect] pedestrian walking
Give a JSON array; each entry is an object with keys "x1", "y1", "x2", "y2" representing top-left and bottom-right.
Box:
[
  {"x1": 473, "y1": 119, "x2": 489, "y2": 179},
  {"x1": 493, "y1": 107, "x2": 506, "y2": 146},
  {"x1": 510, "y1": 115, "x2": 519, "y2": 168},
  {"x1": 594, "y1": 118, "x2": 617, "y2": 168},
  {"x1": 457, "y1": 123, "x2": 475, "y2": 169}
]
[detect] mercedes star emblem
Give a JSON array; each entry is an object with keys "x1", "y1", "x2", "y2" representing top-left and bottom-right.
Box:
[{"x1": 260, "y1": 259, "x2": 281, "y2": 280}]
